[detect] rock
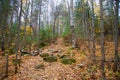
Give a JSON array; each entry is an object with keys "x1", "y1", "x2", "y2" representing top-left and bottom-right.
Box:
[
  {"x1": 35, "y1": 64, "x2": 44, "y2": 69},
  {"x1": 20, "y1": 49, "x2": 29, "y2": 56},
  {"x1": 61, "y1": 58, "x2": 76, "y2": 65},
  {"x1": 43, "y1": 56, "x2": 57, "y2": 62},
  {"x1": 57, "y1": 54, "x2": 69, "y2": 59},
  {"x1": 39, "y1": 49, "x2": 42, "y2": 53},
  {"x1": 58, "y1": 49, "x2": 63, "y2": 53},
  {"x1": 39, "y1": 42, "x2": 47, "y2": 48},
  {"x1": 53, "y1": 50, "x2": 58, "y2": 53},
  {"x1": 49, "y1": 49, "x2": 58, "y2": 53},
  {"x1": 76, "y1": 64, "x2": 84, "y2": 68},
  {"x1": 40, "y1": 53, "x2": 49, "y2": 57},
  {"x1": 31, "y1": 50, "x2": 39, "y2": 56}
]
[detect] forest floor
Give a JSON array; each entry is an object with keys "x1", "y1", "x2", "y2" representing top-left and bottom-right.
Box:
[{"x1": 0, "y1": 38, "x2": 120, "y2": 80}]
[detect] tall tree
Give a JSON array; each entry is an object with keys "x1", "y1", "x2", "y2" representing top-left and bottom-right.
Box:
[
  {"x1": 91, "y1": 0, "x2": 96, "y2": 59},
  {"x1": 23, "y1": 0, "x2": 30, "y2": 49},
  {"x1": 0, "y1": 0, "x2": 11, "y2": 77},
  {"x1": 113, "y1": 0, "x2": 119, "y2": 72},
  {"x1": 70, "y1": 0, "x2": 76, "y2": 48},
  {"x1": 15, "y1": 0, "x2": 22, "y2": 73},
  {"x1": 100, "y1": 0, "x2": 106, "y2": 80},
  {"x1": 0, "y1": 0, "x2": 11, "y2": 53}
]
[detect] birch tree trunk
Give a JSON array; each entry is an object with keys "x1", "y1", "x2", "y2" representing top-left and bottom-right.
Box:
[
  {"x1": 67, "y1": 0, "x2": 70, "y2": 24},
  {"x1": 29, "y1": 0, "x2": 33, "y2": 54},
  {"x1": 38, "y1": 0, "x2": 42, "y2": 54},
  {"x1": 23, "y1": 0, "x2": 30, "y2": 49},
  {"x1": 70, "y1": 0, "x2": 76, "y2": 48}
]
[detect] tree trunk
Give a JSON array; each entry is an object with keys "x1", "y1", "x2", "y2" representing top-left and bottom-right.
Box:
[
  {"x1": 70, "y1": 0, "x2": 76, "y2": 48},
  {"x1": 29, "y1": 0, "x2": 33, "y2": 54},
  {"x1": 23, "y1": 0, "x2": 30, "y2": 49},
  {"x1": 100, "y1": 0, "x2": 106, "y2": 80},
  {"x1": 113, "y1": 0, "x2": 119, "y2": 72},
  {"x1": 86, "y1": 0, "x2": 91, "y2": 53},
  {"x1": 5, "y1": 0, "x2": 14, "y2": 75},
  {"x1": 38, "y1": 1, "x2": 42, "y2": 53},
  {"x1": 91, "y1": 0, "x2": 96, "y2": 60},
  {"x1": 1, "y1": 33, "x2": 5, "y2": 52},
  {"x1": 52, "y1": 18, "x2": 56, "y2": 39},
  {"x1": 15, "y1": 0, "x2": 22, "y2": 73}
]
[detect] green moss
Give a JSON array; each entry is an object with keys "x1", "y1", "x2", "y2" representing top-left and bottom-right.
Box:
[
  {"x1": 35, "y1": 64, "x2": 44, "y2": 69},
  {"x1": 43, "y1": 56, "x2": 57, "y2": 62},
  {"x1": 65, "y1": 50, "x2": 71, "y2": 54},
  {"x1": 12, "y1": 59, "x2": 21, "y2": 65},
  {"x1": 61, "y1": 58, "x2": 76, "y2": 64},
  {"x1": 39, "y1": 42, "x2": 47, "y2": 48},
  {"x1": 57, "y1": 54, "x2": 70, "y2": 59},
  {"x1": 68, "y1": 46, "x2": 74, "y2": 50},
  {"x1": 9, "y1": 48, "x2": 15, "y2": 55},
  {"x1": 40, "y1": 53, "x2": 49, "y2": 57}
]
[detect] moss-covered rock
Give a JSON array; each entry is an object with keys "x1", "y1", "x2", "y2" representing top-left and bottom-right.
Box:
[
  {"x1": 40, "y1": 53, "x2": 49, "y2": 57},
  {"x1": 39, "y1": 42, "x2": 47, "y2": 48},
  {"x1": 43, "y1": 56, "x2": 57, "y2": 62},
  {"x1": 61, "y1": 58, "x2": 76, "y2": 64},
  {"x1": 57, "y1": 54, "x2": 69, "y2": 59},
  {"x1": 35, "y1": 64, "x2": 44, "y2": 69}
]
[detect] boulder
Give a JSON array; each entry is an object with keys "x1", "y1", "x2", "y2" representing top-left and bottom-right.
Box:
[
  {"x1": 57, "y1": 54, "x2": 69, "y2": 59},
  {"x1": 61, "y1": 58, "x2": 76, "y2": 65},
  {"x1": 43, "y1": 56, "x2": 57, "y2": 62},
  {"x1": 31, "y1": 50, "x2": 39, "y2": 56},
  {"x1": 40, "y1": 53, "x2": 49, "y2": 57},
  {"x1": 49, "y1": 49, "x2": 58, "y2": 53},
  {"x1": 35, "y1": 64, "x2": 44, "y2": 69},
  {"x1": 20, "y1": 50, "x2": 29, "y2": 56},
  {"x1": 76, "y1": 64, "x2": 84, "y2": 68}
]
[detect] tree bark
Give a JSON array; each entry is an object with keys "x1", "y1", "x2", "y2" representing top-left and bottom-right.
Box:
[
  {"x1": 70, "y1": 0, "x2": 76, "y2": 48},
  {"x1": 100, "y1": 0, "x2": 106, "y2": 80},
  {"x1": 15, "y1": 0, "x2": 22, "y2": 73},
  {"x1": 91, "y1": 0, "x2": 96, "y2": 59},
  {"x1": 113, "y1": 0, "x2": 119, "y2": 72}
]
